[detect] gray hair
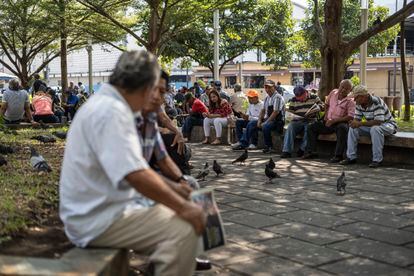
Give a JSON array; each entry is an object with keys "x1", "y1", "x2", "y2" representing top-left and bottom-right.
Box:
[
  {"x1": 8, "y1": 79, "x2": 20, "y2": 91},
  {"x1": 109, "y1": 50, "x2": 160, "y2": 93},
  {"x1": 234, "y1": 83, "x2": 242, "y2": 92},
  {"x1": 341, "y1": 79, "x2": 353, "y2": 88}
]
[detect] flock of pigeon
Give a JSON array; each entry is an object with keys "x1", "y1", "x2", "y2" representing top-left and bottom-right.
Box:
[
  {"x1": 0, "y1": 130, "x2": 67, "y2": 174},
  {"x1": 195, "y1": 148, "x2": 347, "y2": 196}
]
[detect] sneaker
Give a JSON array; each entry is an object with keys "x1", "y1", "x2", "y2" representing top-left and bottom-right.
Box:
[
  {"x1": 339, "y1": 158, "x2": 357, "y2": 165},
  {"x1": 262, "y1": 147, "x2": 272, "y2": 154},
  {"x1": 302, "y1": 152, "x2": 318, "y2": 159},
  {"x1": 232, "y1": 145, "x2": 246, "y2": 150},
  {"x1": 368, "y1": 161, "x2": 382, "y2": 168},
  {"x1": 296, "y1": 149, "x2": 305, "y2": 158},
  {"x1": 248, "y1": 144, "x2": 257, "y2": 150},
  {"x1": 329, "y1": 156, "x2": 342, "y2": 163},
  {"x1": 231, "y1": 142, "x2": 241, "y2": 148},
  {"x1": 280, "y1": 152, "x2": 292, "y2": 158}
]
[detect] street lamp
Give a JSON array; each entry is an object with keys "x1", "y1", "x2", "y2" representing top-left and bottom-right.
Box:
[
  {"x1": 213, "y1": 10, "x2": 220, "y2": 81},
  {"x1": 87, "y1": 38, "x2": 93, "y2": 94},
  {"x1": 360, "y1": 0, "x2": 369, "y2": 86}
]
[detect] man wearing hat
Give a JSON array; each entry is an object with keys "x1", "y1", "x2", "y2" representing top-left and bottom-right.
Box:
[
  {"x1": 303, "y1": 79, "x2": 355, "y2": 162},
  {"x1": 281, "y1": 86, "x2": 323, "y2": 158},
  {"x1": 232, "y1": 89, "x2": 264, "y2": 150},
  {"x1": 257, "y1": 80, "x2": 286, "y2": 153},
  {"x1": 340, "y1": 85, "x2": 397, "y2": 168}
]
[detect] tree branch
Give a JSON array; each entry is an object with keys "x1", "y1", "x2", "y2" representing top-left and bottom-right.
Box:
[
  {"x1": 346, "y1": 1, "x2": 414, "y2": 54},
  {"x1": 313, "y1": 0, "x2": 324, "y2": 41}
]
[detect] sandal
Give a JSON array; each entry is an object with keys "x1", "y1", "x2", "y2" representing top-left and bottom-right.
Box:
[
  {"x1": 211, "y1": 139, "x2": 221, "y2": 145},
  {"x1": 201, "y1": 138, "x2": 209, "y2": 144}
]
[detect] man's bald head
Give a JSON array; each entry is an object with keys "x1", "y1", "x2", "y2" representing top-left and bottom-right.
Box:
[{"x1": 338, "y1": 79, "x2": 353, "y2": 97}]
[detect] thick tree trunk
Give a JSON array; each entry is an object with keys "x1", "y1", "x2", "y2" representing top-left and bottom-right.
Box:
[
  {"x1": 148, "y1": 1, "x2": 160, "y2": 54},
  {"x1": 20, "y1": 63, "x2": 29, "y2": 90},
  {"x1": 401, "y1": 0, "x2": 411, "y2": 121},
  {"x1": 319, "y1": 48, "x2": 345, "y2": 99},
  {"x1": 59, "y1": 0, "x2": 68, "y2": 103}
]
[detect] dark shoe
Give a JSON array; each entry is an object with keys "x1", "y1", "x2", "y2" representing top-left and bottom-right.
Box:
[
  {"x1": 262, "y1": 147, "x2": 272, "y2": 154},
  {"x1": 280, "y1": 152, "x2": 292, "y2": 158},
  {"x1": 296, "y1": 149, "x2": 304, "y2": 158},
  {"x1": 339, "y1": 158, "x2": 357, "y2": 165},
  {"x1": 368, "y1": 161, "x2": 382, "y2": 168},
  {"x1": 329, "y1": 156, "x2": 342, "y2": 163},
  {"x1": 232, "y1": 145, "x2": 246, "y2": 150},
  {"x1": 302, "y1": 152, "x2": 318, "y2": 159},
  {"x1": 195, "y1": 258, "x2": 212, "y2": 271}
]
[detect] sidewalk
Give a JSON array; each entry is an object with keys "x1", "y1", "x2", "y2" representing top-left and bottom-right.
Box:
[{"x1": 191, "y1": 144, "x2": 414, "y2": 275}]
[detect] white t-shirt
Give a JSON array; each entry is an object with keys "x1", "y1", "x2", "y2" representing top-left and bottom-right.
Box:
[
  {"x1": 247, "y1": 101, "x2": 263, "y2": 120},
  {"x1": 59, "y1": 83, "x2": 149, "y2": 247}
]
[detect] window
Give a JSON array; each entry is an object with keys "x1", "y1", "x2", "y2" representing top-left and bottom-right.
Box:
[
  {"x1": 243, "y1": 76, "x2": 264, "y2": 88},
  {"x1": 225, "y1": 76, "x2": 237, "y2": 88}
]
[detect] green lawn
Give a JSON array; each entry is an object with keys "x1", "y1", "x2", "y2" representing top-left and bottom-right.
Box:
[{"x1": 0, "y1": 127, "x2": 66, "y2": 244}]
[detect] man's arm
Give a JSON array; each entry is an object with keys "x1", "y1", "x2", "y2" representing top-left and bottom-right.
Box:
[
  {"x1": 350, "y1": 119, "x2": 382, "y2": 128},
  {"x1": 24, "y1": 102, "x2": 37, "y2": 124},
  {"x1": 158, "y1": 110, "x2": 185, "y2": 155},
  {"x1": 257, "y1": 109, "x2": 265, "y2": 127},
  {"x1": 264, "y1": 110, "x2": 280, "y2": 124},
  {"x1": 125, "y1": 169, "x2": 205, "y2": 234}
]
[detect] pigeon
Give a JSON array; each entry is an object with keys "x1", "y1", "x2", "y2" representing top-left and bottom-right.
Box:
[
  {"x1": 0, "y1": 154, "x2": 7, "y2": 166},
  {"x1": 30, "y1": 147, "x2": 52, "y2": 172},
  {"x1": 0, "y1": 144, "x2": 14, "y2": 154},
  {"x1": 196, "y1": 163, "x2": 209, "y2": 181},
  {"x1": 213, "y1": 160, "x2": 224, "y2": 176},
  {"x1": 267, "y1": 158, "x2": 275, "y2": 170},
  {"x1": 232, "y1": 149, "x2": 248, "y2": 165},
  {"x1": 336, "y1": 171, "x2": 346, "y2": 196},
  {"x1": 52, "y1": 131, "x2": 67, "y2": 140},
  {"x1": 31, "y1": 135, "x2": 56, "y2": 143},
  {"x1": 265, "y1": 164, "x2": 280, "y2": 184}
]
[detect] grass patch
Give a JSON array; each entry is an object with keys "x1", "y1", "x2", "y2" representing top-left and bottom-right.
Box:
[{"x1": 0, "y1": 127, "x2": 67, "y2": 243}]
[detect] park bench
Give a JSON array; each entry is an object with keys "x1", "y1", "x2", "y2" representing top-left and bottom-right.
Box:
[
  {"x1": 0, "y1": 248, "x2": 128, "y2": 275},
  {"x1": 3, "y1": 123, "x2": 66, "y2": 129}
]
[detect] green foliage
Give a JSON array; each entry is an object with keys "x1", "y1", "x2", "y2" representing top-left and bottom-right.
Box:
[
  {"x1": 162, "y1": 0, "x2": 294, "y2": 71},
  {"x1": 197, "y1": 80, "x2": 207, "y2": 89},
  {"x1": 350, "y1": 75, "x2": 360, "y2": 86}
]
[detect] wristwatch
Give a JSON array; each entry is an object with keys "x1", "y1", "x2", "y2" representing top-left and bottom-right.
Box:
[{"x1": 175, "y1": 175, "x2": 186, "y2": 182}]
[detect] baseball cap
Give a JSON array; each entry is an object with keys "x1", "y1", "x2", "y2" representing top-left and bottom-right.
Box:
[
  {"x1": 214, "y1": 80, "x2": 222, "y2": 87},
  {"x1": 350, "y1": 85, "x2": 368, "y2": 97},
  {"x1": 184, "y1": 92, "x2": 194, "y2": 101},
  {"x1": 246, "y1": 89, "x2": 259, "y2": 98},
  {"x1": 264, "y1": 80, "x2": 275, "y2": 87},
  {"x1": 293, "y1": 86, "x2": 307, "y2": 97}
]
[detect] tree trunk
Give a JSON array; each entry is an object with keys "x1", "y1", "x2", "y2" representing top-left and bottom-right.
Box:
[
  {"x1": 20, "y1": 62, "x2": 29, "y2": 90},
  {"x1": 401, "y1": 0, "x2": 411, "y2": 121},
  {"x1": 59, "y1": 0, "x2": 68, "y2": 103},
  {"x1": 148, "y1": 1, "x2": 160, "y2": 54}
]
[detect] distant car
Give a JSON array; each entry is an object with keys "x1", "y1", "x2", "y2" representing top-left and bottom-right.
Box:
[{"x1": 279, "y1": 85, "x2": 295, "y2": 103}]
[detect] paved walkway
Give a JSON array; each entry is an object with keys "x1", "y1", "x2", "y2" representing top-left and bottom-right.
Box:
[{"x1": 190, "y1": 144, "x2": 414, "y2": 275}]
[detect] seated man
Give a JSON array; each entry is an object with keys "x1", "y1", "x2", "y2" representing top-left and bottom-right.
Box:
[
  {"x1": 181, "y1": 93, "x2": 208, "y2": 141},
  {"x1": 59, "y1": 51, "x2": 205, "y2": 276},
  {"x1": 230, "y1": 83, "x2": 247, "y2": 118},
  {"x1": 341, "y1": 85, "x2": 397, "y2": 168},
  {"x1": 232, "y1": 89, "x2": 263, "y2": 150},
  {"x1": 281, "y1": 86, "x2": 323, "y2": 158},
  {"x1": 0, "y1": 79, "x2": 36, "y2": 125},
  {"x1": 258, "y1": 80, "x2": 285, "y2": 153},
  {"x1": 303, "y1": 79, "x2": 355, "y2": 162},
  {"x1": 63, "y1": 88, "x2": 79, "y2": 120}
]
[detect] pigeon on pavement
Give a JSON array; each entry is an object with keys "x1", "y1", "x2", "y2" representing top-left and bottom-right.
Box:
[
  {"x1": 31, "y1": 135, "x2": 56, "y2": 143},
  {"x1": 267, "y1": 158, "x2": 275, "y2": 170},
  {"x1": 30, "y1": 147, "x2": 52, "y2": 172},
  {"x1": 0, "y1": 154, "x2": 7, "y2": 166},
  {"x1": 213, "y1": 160, "x2": 224, "y2": 176},
  {"x1": 196, "y1": 162, "x2": 209, "y2": 181},
  {"x1": 265, "y1": 164, "x2": 280, "y2": 184},
  {"x1": 52, "y1": 131, "x2": 67, "y2": 140},
  {"x1": 336, "y1": 171, "x2": 346, "y2": 195},
  {"x1": 232, "y1": 149, "x2": 248, "y2": 165},
  {"x1": 0, "y1": 144, "x2": 14, "y2": 154}
]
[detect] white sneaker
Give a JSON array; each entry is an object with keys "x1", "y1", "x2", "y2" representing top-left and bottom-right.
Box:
[
  {"x1": 231, "y1": 142, "x2": 241, "y2": 148},
  {"x1": 248, "y1": 144, "x2": 257, "y2": 150}
]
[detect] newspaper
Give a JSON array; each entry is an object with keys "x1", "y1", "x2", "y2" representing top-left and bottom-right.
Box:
[
  {"x1": 286, "y1": 103, "x2": 321, "y2": 121},
  {"x1": 191, "y1": 188, "x2": 226, "y2": 252}
]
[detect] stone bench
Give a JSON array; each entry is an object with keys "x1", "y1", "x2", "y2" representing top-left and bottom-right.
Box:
[
  {"x1": 4, "y1": 123, "x2": 66, "y2": 129},
  {"x1": 0, "y1": 248, "x2": 128, "y2": 275}
]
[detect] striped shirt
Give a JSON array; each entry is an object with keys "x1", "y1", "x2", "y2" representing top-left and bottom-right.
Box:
[
  {"x1": 263, "y1": 92, "x2": 285, "y2": 119},
  {"x1": 288, "y1": 94, "x2": 322, "y2": 119},
  {"x1": 354, "y1": 95, "x2": 397, "y2": 129}
]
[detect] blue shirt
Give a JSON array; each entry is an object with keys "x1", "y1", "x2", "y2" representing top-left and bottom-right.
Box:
[{"x1": 67, "y1": 94, "x2": 79, "y2": 106}]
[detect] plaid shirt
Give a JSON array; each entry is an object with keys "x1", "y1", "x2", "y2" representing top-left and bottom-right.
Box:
[{"x1": 136, "y1": 112, "x2": 167, "y2": 162}]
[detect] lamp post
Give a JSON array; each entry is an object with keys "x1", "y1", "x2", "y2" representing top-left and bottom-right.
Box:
[
  {"x1": 393, "y1": 0, "x2": 398, "y2": 96},
  {"x1": 239, "y1": 54, "x2": 243, "y2": 88},
  {"x1": 360, "y1": 0, "x2": 369, "y2": 86},
  {"x1": 87, "y1": 39, "x2": 93, "y2": 94},
  {"x1": 213, "y1": 10, "x2": 220, "y2": 81}
]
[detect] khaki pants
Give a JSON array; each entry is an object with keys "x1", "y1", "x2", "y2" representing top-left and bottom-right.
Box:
[{"x1": 89, "y1": 205, "x2": 199, "y2": 276}]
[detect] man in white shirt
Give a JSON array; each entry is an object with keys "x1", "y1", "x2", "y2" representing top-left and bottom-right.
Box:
[
  {"x1": 232, "y1": 89, "x2": 263, "y2": 150},
  {"x1": 59, "y1": 51, "x2": 205, "y2": 276}
]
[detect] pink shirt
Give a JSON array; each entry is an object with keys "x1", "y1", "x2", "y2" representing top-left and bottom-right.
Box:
[
  {"x1": 326, "y1": 89, "x2": 355, "y2": 120},
  {"x1": 32, "y1": 95, "x2": 54, "y2": 115}
]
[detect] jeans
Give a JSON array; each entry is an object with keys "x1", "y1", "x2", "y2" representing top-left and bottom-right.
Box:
[
  {"x1": 262, "y1": 120, "x2": 284, "y2": 148},
  {"x1": 33, "y1": 114, "x2": 60, "y2": 123},
  {"x1": 236, "y1": 119, "x2": 258, "y2": 147},
  {"x1": 306, "y1": 121, "x2": 349, "y2": 157},
  {"x1": 282, "y1": 120, "x2": 308, "y2": 153},
  {"x1": 346, "y1": 123, "x2": 396, "y2": 162},
  {"x1": 182, "y1": 115, "x2": 203, "y2": 138}
]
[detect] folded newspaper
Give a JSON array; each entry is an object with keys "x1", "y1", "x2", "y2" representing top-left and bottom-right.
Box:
[
  {"x1": 191, "y1": 188, "x2": 226, "y2": 252},
  {"x1": 286, "y1": 103, "x2": 321, "y2": 120}
]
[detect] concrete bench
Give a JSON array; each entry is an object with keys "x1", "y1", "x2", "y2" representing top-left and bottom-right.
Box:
[
  {"x1": 0, "y1": 248, "x2": 128, "y2": 275},
  {"x1": 4, "y1": 123, "x2": 66, "y2": 129}
]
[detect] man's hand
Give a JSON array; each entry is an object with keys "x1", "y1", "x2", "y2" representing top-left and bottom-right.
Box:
[
  {"x1": 177, "y1": 201, "x2": 206, "y2": 235},
  {"x1": 202, "y1": 112, "x2": 208, "y2": 118},
  {"x1": 349, "y1": 120, "x2": 361, "y2": 129},
  {"x1": 257, "y1": 121, "x2": 263, "y2": 128},
  {"x1": 325, "y1": 119, "x2": 335, "y2": 127},
  {"x1": 171, "y1": 132, "x2": 185, "y2": 155},
  {"x1": 172, "y1": 180, "x2": 193, "y2": 199},
  {"x1": 241, "y1": 114, "x2": 249, "y2": 121}
]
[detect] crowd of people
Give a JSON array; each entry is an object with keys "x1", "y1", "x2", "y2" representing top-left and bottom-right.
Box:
[{"x1": 0, "y1": 75, "x2": 89, "y2": 125}]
